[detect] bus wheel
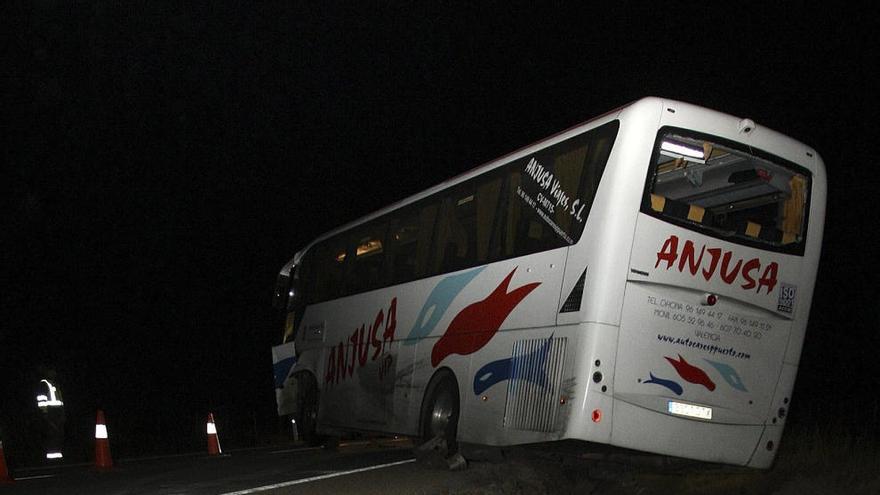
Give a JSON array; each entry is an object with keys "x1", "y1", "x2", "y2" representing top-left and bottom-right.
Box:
[
  {"x1": 419, "y1": 371, "x2": 460, "y2": 457},
  {"x1": 294, "y1": 374, "x2": 322, "y2": 447}
]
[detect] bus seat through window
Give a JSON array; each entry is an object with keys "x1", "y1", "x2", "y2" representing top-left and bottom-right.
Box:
[
  {"x1": 650, "y1": 194, "x2": 706, "y2": 224},
  {"x1": 782, "y1": 175, "x2": 807, "y2": 236}
]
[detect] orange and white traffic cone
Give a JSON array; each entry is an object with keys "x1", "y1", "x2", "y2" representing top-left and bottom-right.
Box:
[
  {"x1": 94, "y1": 409, "x2": 113, "y2": 470},
  {"x1": 206, "y1": 413, "x2": 222, "y2": 456},
  {"x1": 0, "y1": 440, "x2": 13, "y2": 483}
]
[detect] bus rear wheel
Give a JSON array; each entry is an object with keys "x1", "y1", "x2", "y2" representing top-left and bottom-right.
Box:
[{"x1": 419, "y1": 371, "x2": 460, "y2": 457}]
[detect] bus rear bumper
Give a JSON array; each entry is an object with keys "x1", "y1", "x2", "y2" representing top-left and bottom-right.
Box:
[{"x1": 608, "y1": 398, "x2": 769, "y2": 467}]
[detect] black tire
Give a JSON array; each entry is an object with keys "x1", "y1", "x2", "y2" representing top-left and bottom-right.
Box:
[
  {"x1": 293, "y1": 373, "x2": 323, "y2": 447},
  {"x1": 419, "y1": 371, "x2": 460, "y2": 456}
]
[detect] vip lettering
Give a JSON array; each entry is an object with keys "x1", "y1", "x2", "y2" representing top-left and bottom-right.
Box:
[
  {"x1": 377, "y1": 354, "x2": 394, "y2": 381},
  {"x1": 655, "y1": 235, "x2": 778, "y2": 294},
  {"x1": 324, "y1": 298, "x2": 397, "y2": 386}
]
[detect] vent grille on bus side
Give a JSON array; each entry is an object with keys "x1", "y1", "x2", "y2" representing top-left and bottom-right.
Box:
[
  {"x1": 560, "y1": 268, "x2": 587, "y2": 313},
  {"x1": 503, "y1": 337, "x2": 567, "y2": 432}
]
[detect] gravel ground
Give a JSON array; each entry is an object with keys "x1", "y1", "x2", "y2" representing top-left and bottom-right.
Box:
[{"x1": 428, "y1": 440, "x2": 880, "y2": 495}]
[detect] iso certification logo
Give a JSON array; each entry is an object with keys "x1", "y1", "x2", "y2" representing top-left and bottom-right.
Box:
[{"x1": 777, "y1": 283, "x2": 797, "y2": 314}]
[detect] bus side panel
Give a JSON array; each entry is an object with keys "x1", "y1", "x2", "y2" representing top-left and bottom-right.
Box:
[
  {"x1": 456, "y1": 321, "x2": 582, "y2": 446},
  {"x1": 415, "y1": 250, "x2": 567, "y2": 445},
  {"x1": 300, "y1": 289, "x2": 403, "y2": 431},
  {"x1": 300, "y1": 249, "x2": 567, "y2": 438}
]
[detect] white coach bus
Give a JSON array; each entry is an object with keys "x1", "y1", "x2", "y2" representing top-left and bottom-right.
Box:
[{"x1": 271, "y1": 97, "x2": 825, "y2": 468}]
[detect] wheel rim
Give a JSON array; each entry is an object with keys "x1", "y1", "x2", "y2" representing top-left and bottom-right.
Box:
[{"x1": 428, "y1": 386, "x2": 455, "y2": 439}]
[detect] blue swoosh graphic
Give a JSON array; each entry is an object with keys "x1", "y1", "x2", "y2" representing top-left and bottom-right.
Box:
[
  {"x1": 273, "y1": 357, "x2": 297, "y2": 389},
  {"x1": 704, "y1": 359, "x2": 748, "y2": 392},
  {"x1": 473, "y1": 335, "x2": 552, "y2": 395},
  {"x1": 473, "y1": 357, "x2": 511, "y2": 395},
  {"x1": 644, "y1": 372, "x2": 683, "y2": 395},
  {"x1": 404, "y1": 266, "x2": 485, "y2": 345}
]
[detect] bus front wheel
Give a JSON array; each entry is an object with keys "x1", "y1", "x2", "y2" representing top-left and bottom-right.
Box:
[{"x1": 293, "y1": 373, "x2": 322, "y2": 447}]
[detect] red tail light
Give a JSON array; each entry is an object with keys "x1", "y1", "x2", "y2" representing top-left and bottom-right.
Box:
[{"x1": 702, "y1": 293, "x2": 718, "y2": 306}]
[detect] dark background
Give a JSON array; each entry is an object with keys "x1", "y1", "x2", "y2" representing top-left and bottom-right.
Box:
[{"x1": 3, "y1": 3, "x2": 876, "y2": 463}]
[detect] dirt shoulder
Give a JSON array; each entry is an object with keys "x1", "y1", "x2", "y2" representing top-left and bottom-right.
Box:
[{"x1": 441, "y1": 425, "x2": 880, "y2": 495}]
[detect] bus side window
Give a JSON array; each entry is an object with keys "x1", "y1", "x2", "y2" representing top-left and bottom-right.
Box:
[
  {"x1": 387, "y1": 201, "x2": 439, "y2": 285},
  {"x1": 311, "y1": 237, "x2": 347, "y2": 303},
  {"x1": 499, "y1": 122, "x2": 617, "y2": 259},
  {"x1": 476, "y1": 176, "x2": 504, "y2": 263},
  {"x1": 345, "y1": 221, "x2": 388, "y2": 294},
  {"x1": 433, "y1": 192, "x2": 472, "y2": 274},
  {"x1": 388, "y1": 208, "x2": 421, "y2": 285},
  {"x1": 505, "y1": 167, "x2": 557, "y2": 255},
  {"x1": 501, "y1": 171, "x2": 523, "y2": 258},
  {"x1": 415, "y1": 203, "x2": 438, "y2": 278},
  {"x1": 579, "y1": 130, "x2": 616, "y2": 213},
  {"x1": 549, "y1": 143, "x2": 587, "y2": 236}
]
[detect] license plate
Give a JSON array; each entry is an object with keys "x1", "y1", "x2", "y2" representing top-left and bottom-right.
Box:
[{"x1": 667, "y1": 401, "x2": 712, "y2": 420}]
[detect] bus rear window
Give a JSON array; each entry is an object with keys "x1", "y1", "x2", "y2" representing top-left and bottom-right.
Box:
[{"x1": 644, "y1": 128, "x2": 810, "y2": 255}]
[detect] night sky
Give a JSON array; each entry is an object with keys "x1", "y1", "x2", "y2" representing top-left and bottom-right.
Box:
[{"x1": 3, "y1": 4, "x2": 876, "y2": 461}]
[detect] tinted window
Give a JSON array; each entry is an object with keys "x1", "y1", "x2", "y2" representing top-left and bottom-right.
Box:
[
  {"x1": 344, "y1": 221, "x2": 388, "y2": 294},
  {"x1": 303, "y1": 236, "x2": 347, "y2": 304},
  {"x1": 501, "y1": 120, "x2": 619, "y2": 256},
  {"x1": 301, "y1": 120, "x2": 619, "y2": 303},
  {"x1": 428, "y1": 172, "x2": 506, "y2": 274}
]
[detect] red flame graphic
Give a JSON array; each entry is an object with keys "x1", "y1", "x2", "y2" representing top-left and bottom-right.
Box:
[
  {"x1": 665, "y1": 354, "x2": 716, "y2": 391},
  {"x1": 431, "y1": 268, "x2": 540, "y2": 367}
]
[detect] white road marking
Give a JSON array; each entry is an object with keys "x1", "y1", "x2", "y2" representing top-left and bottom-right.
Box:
[
  {"x1": 14, "y1": 474, "x2": 56, "y2": 480},
  {"x1": 218, "y1": 458, "x2": 416, "y2": 494},
  {"x1": 269, "y1": 446, "x2": 323, "y2": 454}
]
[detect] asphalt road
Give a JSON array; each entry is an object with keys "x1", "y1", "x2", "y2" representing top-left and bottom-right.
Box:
[
  {"x1": 2, "y1": 438, "x2": 425, "y2": 495},
  {"x1": 5, "y1": 435, "x2": 878, "y2": 494},
  {"x1": 3, "y1": 438, "x2": 557, "y2": 495},
  {"x1": 0, "y1": 437, "x2": 754, "y2": 495}
]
